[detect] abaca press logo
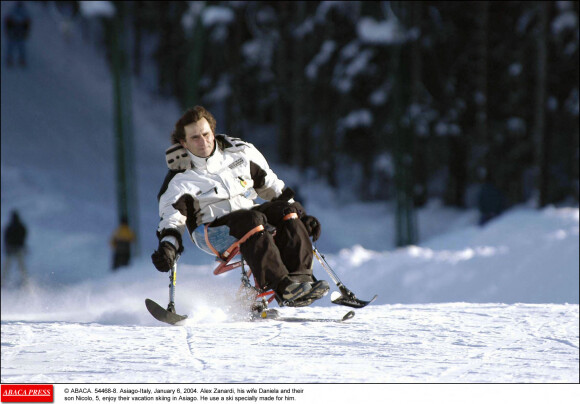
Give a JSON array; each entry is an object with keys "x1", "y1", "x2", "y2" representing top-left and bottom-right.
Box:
[{"x1": 1, "y1": 385, "x2": 53, "y2": 402}]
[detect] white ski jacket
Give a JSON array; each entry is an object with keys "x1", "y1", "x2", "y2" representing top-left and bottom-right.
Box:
[{"x1": 156, "y1": 135, "x2": 286, "y2": 249}]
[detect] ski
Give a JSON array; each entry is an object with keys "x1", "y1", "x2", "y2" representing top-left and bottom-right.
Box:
[
  {"x1": 145, "y1": 298, "x2": 188, "y2": 325},
  {"x1": 253, "y1": 308, "x2": 355, "y2": 323},
  {"x1": 330, "y1": 290, "x2": 378, "y2": 309}
]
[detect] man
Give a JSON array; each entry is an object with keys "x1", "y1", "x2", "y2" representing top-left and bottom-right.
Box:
[
  {"x1": 151, "y1": 106, "x2": 328, "y2": 306},
  {"x1": 2, "y1": 210, "x2": 28, "y2": 285},
  {"x1": 110, "y1": 216, "x2": 136, "y2": 270},
  {"x1": 4, "y1": 2, "x2": 31, "y2": 68}
]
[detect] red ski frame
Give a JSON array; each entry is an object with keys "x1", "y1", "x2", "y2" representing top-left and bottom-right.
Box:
[{"x1": 212, "y1": 245, "x2": 277, "y2": 305}]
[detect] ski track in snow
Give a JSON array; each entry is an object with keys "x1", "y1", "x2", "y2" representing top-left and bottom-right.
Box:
[{"x1": 1, "y1": 304, "x2": 578, "y2": 383}]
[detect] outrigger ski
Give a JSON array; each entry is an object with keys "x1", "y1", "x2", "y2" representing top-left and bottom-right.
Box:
[
  {"x1": 330, "y1": 289, "x2": 378, "y2": 309},
  {"x1": 146, "y1": 260, "x2": 188, "y2": 325},
  {"x1": 145, "y1": 298, "x2": 188, "y2": 325},
  {"x1": 313, "y1": 247, "x2": 378, "y2": 309}
]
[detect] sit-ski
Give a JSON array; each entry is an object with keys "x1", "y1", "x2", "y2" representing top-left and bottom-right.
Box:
[{"x1": 146, "y1": 244, "x2": 377, "y2": 325}]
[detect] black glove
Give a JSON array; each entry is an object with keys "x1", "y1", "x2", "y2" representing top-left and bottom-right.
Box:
[
  {"x1": 272, "y1": 187, "x2": 295, "y2": 202},
  {"x1": 301, "y1": 215, "x2": 321, "y2": 242},
  {"x1": 151, "y1": 241, "x2": 177, "y2": 272}
]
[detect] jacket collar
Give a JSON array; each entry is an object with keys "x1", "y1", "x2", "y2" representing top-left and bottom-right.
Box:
[
  {"x1": 165, "y1": 135, "x2": 246, "y2": 172},
  {"x1": 187, "y1": 141, "x2": 224, "y2": 173}
]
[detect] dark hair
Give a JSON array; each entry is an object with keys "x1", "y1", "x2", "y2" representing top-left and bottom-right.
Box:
[{"x1": 171, "y1": 106, "x2": 217, "y2": 145}]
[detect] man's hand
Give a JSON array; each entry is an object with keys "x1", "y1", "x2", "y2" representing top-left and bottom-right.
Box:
[
  {"x1": 151, "y1": 241, "x2": 177, "y2": 272},
  {"x1": 301, "y1": 215, "x2": 321, "y2": 242}
]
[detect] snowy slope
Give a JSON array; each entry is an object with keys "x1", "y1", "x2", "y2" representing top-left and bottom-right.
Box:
[
  {"x1": 1, "y1": 303, "x2": 578, "y2": 384},
  {"x1": 1, "y1": 2, "x2": 579, "y2": 389}
]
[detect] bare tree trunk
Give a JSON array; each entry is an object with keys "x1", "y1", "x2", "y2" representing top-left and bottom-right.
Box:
[
  {"x1": 476, "y1": 2, "x2": 489, "y2": 150},
  {"x1": 131, "y1": 1, "x2": 143, "y2": 78},
  {"x1": 411, "y1": 1, "x2": 427, "y2": 208},
  {"x1": 476, "y1": 1, "x2": 489, "y2": 185},
  {"x1": 533, "y1": 2, "x2": 549, "y2": 207},
  {"x1": 292, "y1": 1, "x2": 306, "y2": 169},
  {"x1": 226, "y1": 7, "x2": 244, "y2": 137},
  {"x1": 319, "y1": 13, "x2": 337, "y2": 188},
  {"x1": 573, "y1": 106, "x2": 580, "y2": 202},
  {"x1": 392, "y1": 1, "x2": 418, "y2": 247},
  {"x1": 275, "y1": 4, "x2": 292, "y2": 165}
]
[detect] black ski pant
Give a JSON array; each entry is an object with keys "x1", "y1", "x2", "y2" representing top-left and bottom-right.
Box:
[{"x1": 211, "y1": 202, "x2": 313, "y2": 293}]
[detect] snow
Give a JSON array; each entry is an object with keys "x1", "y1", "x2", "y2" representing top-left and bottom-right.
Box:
[
  {"x1": 509, "y1": 63, "x2": 523, "y2": 77},
  {"x1": 305, "y1": 40, "x2": 336, "y2": 80},
  {"x1": 552, "y1": 9, "x2": 578, "y2": 35},
  {"x1": 357, "y1": 17, "x2": 405, "y2": 45},
  {"x1": 337, "y1": 109, "x2": 373, "y2": 131},
  {"x1": 333, "y1": 48, "x2": 374, "y2": 93},
  {"x1": 506, "y1": 116, "x2": 526, "y2": 134},
  {"x1": 202, "y1": 6, "x2": 235, "y2": 28},
  {"x1": 1, "y1": 303, "x2": 577, "y2": 384},
  {"x1": 78, "y1": 1, "x2": 115, "y2": 19},
  {"x1": 1, "y1": 2, "x2": 579, "y2": 401}
]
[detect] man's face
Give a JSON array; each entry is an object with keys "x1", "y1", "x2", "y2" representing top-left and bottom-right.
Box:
[{"x1": 181, "y1": 118, "x2": 215, "y2": 158}]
